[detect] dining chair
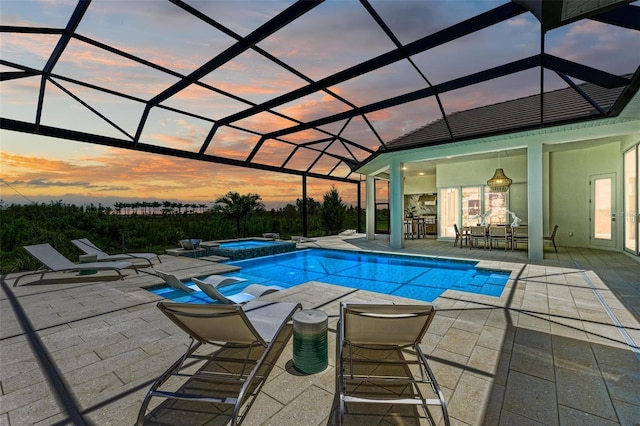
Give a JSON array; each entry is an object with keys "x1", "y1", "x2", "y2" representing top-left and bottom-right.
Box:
[
  {"x1": 469, "y1": 226, "x2": 487, "y2": 249},
  {"x1": 453, "y1": 224, "x2": 469, "y2": 247},
  {"x1": 488, "y1": 226, "x2": 509, "y2": 250},
  {"x1": 511, "y1": 226, "x2": 529, "y2": 250},
  {"x1": 544, "y1": 224, "x2": 559, "y2": 253}
]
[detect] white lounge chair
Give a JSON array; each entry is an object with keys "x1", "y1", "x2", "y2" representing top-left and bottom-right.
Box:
[
  {"x1": 155, "y1": 271, "x2": 245, "y2": 294},
  {"x1": 14, "y1": 244, "x2": 137, "y2": 286},
  {"x1": 136, "y1": 300, "x2": 301, "y2": 426},
  {"x1": 193, "y1": 277, "x2": 284, "y2": 304},
  {"x1": 337, "y1": 303, "x2": 450, "y2": 425},
  {"x1": 71, "y1": 238, "x2": 161, "y2": 266}
]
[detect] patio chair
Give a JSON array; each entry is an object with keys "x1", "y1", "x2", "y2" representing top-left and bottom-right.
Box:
[
  {"x1": 136, "y1": 300, "x2": 301, "y2": 426},
  {"x1": 71, "y1": 238, "x2": 161, "y2": 266},
  {"x1": 193, "y1": 277, "x2": 284, "y2": 304},
  {"x1": 511, "y1": 225, "x2": 529, "y2": 250},
  {"x1": 14, "y1": 243, "x2": 137, "y2": 286},
  {"x1": 336, "y1": 303, "x2": 450, "y2": 426},
  {"x1": 488, "y1": 226, "x2": 509, "y2": 250},
  {"x1": 453, "y1": 224, "x2": 469, "y2": 247},
  {"x1": 155, "y1": 270, "x2": 196, "y2": 293},
  {"x1": 156, "y1": 270, "x2": 246, "y2": 294},
  {"x1": 544, "y1": 224, "x2": 559, "y2": 253},
  {"x1": 469, "y1": 225, "x2": 487, "y2": 249}
]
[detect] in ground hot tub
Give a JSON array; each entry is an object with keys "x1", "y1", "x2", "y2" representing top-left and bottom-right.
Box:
[{"x1": 207, "y1": 238, "x2": 296, "y2": 260}]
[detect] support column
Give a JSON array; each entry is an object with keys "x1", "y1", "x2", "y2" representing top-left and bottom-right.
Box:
[
  {"x1": 389, "y1": 159, "x2": 404, "y2": 249},
  {"x1": 527, "y1": 142, "x2": 544, "y2": 260},
  {"x1": 302, "y1": 174, "x2": 308, "y2": 237},
  {"x1": 366, "y1": 175, "x2": 376, "y2": 240},
  {"x1": 356, "y1": 180, "x2": 362, "y2": 234}
]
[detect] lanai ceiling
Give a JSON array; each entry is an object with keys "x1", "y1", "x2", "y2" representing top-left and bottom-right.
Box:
[{"x1": 1, "y1": 0, "x2": 639, "y2": 185}]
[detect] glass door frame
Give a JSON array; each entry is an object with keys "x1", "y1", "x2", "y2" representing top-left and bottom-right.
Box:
[
  {"x1": 374, "y1": 202, "x2": 390, "y2": 234},
  {"x1": 374, "y1": 178, "x2": 390, "y2": 234},
  {"x1": 439, "y1": 185, "x2": 510, "y2": 238},
  {"x1": 623, "y1": 144, "x2": 639, "y2": 256},
  {"x1": 590, "y1": 173, "x2": 617, "y2": 249}
]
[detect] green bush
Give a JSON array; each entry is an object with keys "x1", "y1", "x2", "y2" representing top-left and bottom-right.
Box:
[{"x1": 0, "y1": 194, "x2": 362, "y2": 273}]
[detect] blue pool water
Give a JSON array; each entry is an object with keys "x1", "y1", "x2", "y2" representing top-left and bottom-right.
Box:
[
  {"x1": 150, "y1": 249, "x2": 509, "y2": 304},
  {"x1": 219, "y1": 240, "x2": 280, "y2": 249}
]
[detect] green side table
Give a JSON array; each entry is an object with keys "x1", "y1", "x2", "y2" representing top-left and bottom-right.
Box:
[
  {"x1": 78, "y1": 254, "x2": 98, "y2": 275},
  {"x1": 292, "y1": 309, "x2": 328, "y2": 374}
]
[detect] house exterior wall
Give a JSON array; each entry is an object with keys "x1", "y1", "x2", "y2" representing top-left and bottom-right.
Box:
[
  {"x1": 549, "y1": 142, "x2": 621, "y2": 248},
  {"x1": 436, "y1": 156, "x2": 527, "y2": 187},
  {"x1": 404, "y1": 175, "x2": 436, "y2": 194}
]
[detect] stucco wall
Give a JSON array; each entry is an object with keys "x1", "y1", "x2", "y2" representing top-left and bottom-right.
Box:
[
  {"x1": 405, "y1": 175, "x2": 436, "y2": 194},
  {"x1": 549, "y1": 142, "x2": 620, "y2": 248}
]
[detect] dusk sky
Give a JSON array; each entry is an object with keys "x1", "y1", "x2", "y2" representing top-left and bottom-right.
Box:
[{"x1": 1, "y1": 0, "x2": 638, "y2": 209}]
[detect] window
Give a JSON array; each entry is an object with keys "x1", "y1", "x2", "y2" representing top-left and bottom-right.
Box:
[
  {"x1": 484, "y1": 188, "x2": 507, "y2": 225},
  {"x1": 462, "y1": 187, "x2": 482, "y2": 227},
  {"x1": 439, "y1": 186, "x2": 509, "y2": 237},
  {"x1": 439, "y1": 187, "x2": 459, "y2": 238}
]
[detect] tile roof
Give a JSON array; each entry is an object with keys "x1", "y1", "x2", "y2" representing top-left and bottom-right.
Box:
[{"x1": 385, "y1": 79, "x2": 627, "y2": 151}]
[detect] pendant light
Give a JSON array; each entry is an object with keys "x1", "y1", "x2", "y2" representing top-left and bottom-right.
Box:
[{"x1": 487, "y1": 152, "x2": 512, "y2": 193}]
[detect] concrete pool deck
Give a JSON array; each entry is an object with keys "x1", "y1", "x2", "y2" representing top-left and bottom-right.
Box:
[{"x1": 1, "y1": 235, "x2": 639, "y2": 425}]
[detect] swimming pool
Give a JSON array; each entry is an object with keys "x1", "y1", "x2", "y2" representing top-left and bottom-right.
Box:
[{"x1": 150, "y1": 248, "x2": 510, "y2": 304}]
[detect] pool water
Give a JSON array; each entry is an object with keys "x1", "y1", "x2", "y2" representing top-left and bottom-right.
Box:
[
  {"x1": 219, "y1": 240, "x2": 279, "y2": 249},
  {"x1": 150, "y1": 249, "x2": 509, "y2": 304}
]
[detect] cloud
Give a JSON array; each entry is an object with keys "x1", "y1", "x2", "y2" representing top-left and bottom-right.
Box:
[
  {"x1": 547, "y1": 20, "x2": 639, "y2": 74},
  {"x1": 0, "y1": 144, "x2": 359, "y2": 208},
  {"x1": 20, "y1": 178, "x2": 92, "y2": 188},
  {"x1": 507, "y1": 17, "x2": 529, "y2": 27}
]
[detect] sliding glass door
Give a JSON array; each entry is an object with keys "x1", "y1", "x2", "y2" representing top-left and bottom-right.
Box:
[
  {"x1": 440, "y1": 186, "x2": 509, "y2": 238},
  {"x1": 461, "y1": 187, "x2": 481, "y2": 227},
  {"x1": 624, "y1": 145, "x2": 639, "y2": 256},
  {"x1": 374, "y1": 179, "x2": 390, "y2": 234},
  {"x1": 484, "y1": 188, "x2": 507, "y2": 226},
  {"x1": 439, "y1": 188, "x2": 459, "y2": 238}
]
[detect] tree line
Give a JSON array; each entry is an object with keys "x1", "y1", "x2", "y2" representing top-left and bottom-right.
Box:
[
  {"x1": 112, "y1": 201, "x2": 210, "y2": 216},
  {"x1": 0, "y1": 186, "x2": 362, "y2": 274}
]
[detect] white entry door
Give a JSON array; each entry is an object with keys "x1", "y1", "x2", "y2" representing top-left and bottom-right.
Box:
[{"x1": 590, "y1": 173, "x2": 616, "y2": 249}]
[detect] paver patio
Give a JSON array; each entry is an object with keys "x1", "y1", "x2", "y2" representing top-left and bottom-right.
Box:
[{"x1": 1, "y1": 235, "x2": 639, "y2": 425}]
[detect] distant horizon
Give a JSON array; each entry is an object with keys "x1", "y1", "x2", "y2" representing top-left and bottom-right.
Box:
[{"x1": 0, "y1": 192, "x2": 362, "y2": 211}]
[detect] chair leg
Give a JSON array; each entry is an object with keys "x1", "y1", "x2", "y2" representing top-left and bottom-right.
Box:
[{"x1": 136, "y1": 340, "x2": 202, "y2": 425}]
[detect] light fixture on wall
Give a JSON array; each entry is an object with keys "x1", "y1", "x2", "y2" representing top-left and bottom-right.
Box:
[{"x1": 487, "y1": 152, "x2": 512, "y2": 193}]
